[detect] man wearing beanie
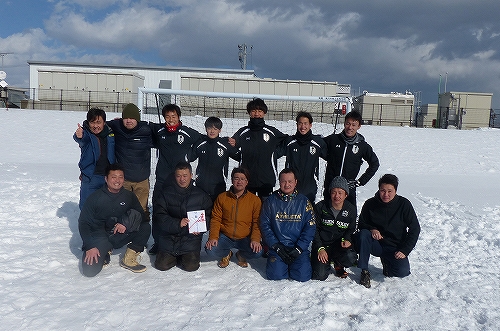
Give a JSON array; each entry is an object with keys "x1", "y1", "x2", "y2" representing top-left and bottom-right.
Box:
[
  {"x1": 278, "y1": 111, "x2": 326, "y2": 203},
  {"x1": 311, "y1": 176, "x2": 357, "y2": 280},
  {"x1": 107, "y1": 103, "x2": 155, "y2": 218}
]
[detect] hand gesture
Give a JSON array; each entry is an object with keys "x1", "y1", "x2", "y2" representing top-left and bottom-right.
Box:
[{"x1": 75, "y1": 123, "x2": 83, "y2": 139}]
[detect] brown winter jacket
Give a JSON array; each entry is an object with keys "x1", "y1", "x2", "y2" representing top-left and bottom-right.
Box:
[{"x1": 209, "y1": 188, "x2": 262, "y2": 243}]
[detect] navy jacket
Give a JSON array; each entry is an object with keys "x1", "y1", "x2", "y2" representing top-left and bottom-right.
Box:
[
  {"x1": 73, "y1": 121, "x2": 115, "y2": 178},
  {"x1": 260, "y1": 190, "x2": 316, "y2": 252},
  {"x1": 107, "y1": 119, "x2": 154, "y2": 182},
  {"x1": 358, "y1": 193, "x2": 420, "y2": 256}
]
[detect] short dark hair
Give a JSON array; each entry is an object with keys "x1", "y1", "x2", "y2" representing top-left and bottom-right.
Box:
[
  {"x1": 87, "y1": 108, "x2": 106, "y2": 122},
  {"x1": 175, "y1": 161, "x2": 192, "y2": 173},
  {"x1": 379, "y1": 174, "x2": 399, "y2": 191},
  {"x1": 246, "y1": 98, "x2": 268, "y2": 114},
  {"x1": 279, "y1": 168, "x2": 297, "y2": 181},
  {"x1": 231, "y1": 167, "x2": 250, "y2": 181},
  {"x1": 205, "y1": 117, "x2": 223, "y2": 130},
  {"x1": 105, "y1": 163, "x2": 124, "y2": 176},
  {"x1": 345, "y1": 110, "x2": 363, "y2": 125},
  {"x1": 296, "y1": 111, "x2": 313, "y2": 124},
  {"x1": 162, "y1": 104, "x2": 181, "y2": 118}
]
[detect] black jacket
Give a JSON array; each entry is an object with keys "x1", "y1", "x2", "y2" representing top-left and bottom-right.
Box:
[
  {"x1": 358, "y1": 193, "x2": 420, "y2": 256},
  {"x1": 280, "y1": 131, "x2": 327, "y2": 200},
  {"x1": 151, "y1": 123, "x2": 201, "y2": 185},
  {"x1": 232, "y1": 118, "x2": 287, "y2": 188},
  {"x1": 187, "y1": 135, "x2": 238, "y2": 199},
  {"x1": 153, "y1": 181, "x2": 213, "y2": 255},
  {"x1": 107, "y1": 119, "x2": 154, "y2": 182},
  {"x1": 78, "y1": 185, "x2": 146, "y2": 250},
  {"x1": 312, "y1": 198, "x2": 357, "y2": 249},
  {"x1": 323, "y1": 131, "x2": 379, "y2": 187}
]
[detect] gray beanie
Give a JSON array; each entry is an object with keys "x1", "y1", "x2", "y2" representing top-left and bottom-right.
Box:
[
  {"x1": 329, "y1": 176, "x2": 349, "y2": 195},
  {"x1": 122, "y1": 103, "x2": 141, "y2": 122}
]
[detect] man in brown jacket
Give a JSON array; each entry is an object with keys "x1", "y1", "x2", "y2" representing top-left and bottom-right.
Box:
[{"x1": 205, "y1": 167, "x2": 262, "y2": 268}]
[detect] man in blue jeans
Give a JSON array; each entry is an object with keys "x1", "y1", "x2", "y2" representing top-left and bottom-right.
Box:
[{"x1": 355, "y1": 174, "x2": 421, "y2": 288}]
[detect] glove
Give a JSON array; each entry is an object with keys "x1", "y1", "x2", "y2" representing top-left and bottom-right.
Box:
[
  {"x1": 348, "y1": 180, "x2": 360, "y2": 189},
  {"x1": 286, "y1": 246, "x2": 302, "y2": 263},
  {"x1": 272, "y1": 243, "x2": 292, "y2": 264}
]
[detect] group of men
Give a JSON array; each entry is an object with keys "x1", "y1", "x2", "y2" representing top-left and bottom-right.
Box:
[{"x1": 74, "y1": 98, "x2": 420, "y2": 287}]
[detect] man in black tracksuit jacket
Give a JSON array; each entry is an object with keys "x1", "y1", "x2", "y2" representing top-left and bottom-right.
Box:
[
  {"x1": 231, "y1": 98, "x2": 287, "y2": 200},
  {"x1": 279, "y1": 112, "x2": 327, "y2": 203},
  {"x1": 187, "y1": 117, "x2": 239, "y2": 202},
  {"x1": 153, "y1": 162, "x2": 212, "y2": 272},
  {"x1": 150, "y1": 104, "x2": 201, "y2": 253},
  {"x1": 323, "y1": 111, "x2": 379, "y2": 208}
]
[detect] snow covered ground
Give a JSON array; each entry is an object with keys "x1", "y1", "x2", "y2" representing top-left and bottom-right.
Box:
[{"x1": 1, "y1": 108, "x2": 499, "y2": 330}]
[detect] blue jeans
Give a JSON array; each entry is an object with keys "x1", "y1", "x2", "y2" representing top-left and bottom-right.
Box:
[
  {"x1": 355, "y1": 229, "x2": 410, "y2": 277},
  {"x1": 266, "y1": 249, "x2": 312, "y2": 282},
  {"x1": 79, "y1": 174, "x2": 105, "y2": 210},
  {"x1": 205, "y1": 233, "x2": 262, "y2": 260}
]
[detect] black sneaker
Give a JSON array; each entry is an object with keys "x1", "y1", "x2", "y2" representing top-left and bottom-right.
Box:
[
  {"x1": 148, "y1": 243, "x2": 158, "y2": 255},
  {"x1": 360, "y1": 269, "x2": 371, "y2": 288}
]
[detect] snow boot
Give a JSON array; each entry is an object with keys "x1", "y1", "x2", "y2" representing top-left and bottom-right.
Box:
[
  {"x1": 218, "y1": 251, "x2": 233, "y2": 268},
  {"x1": 120, "y1": 248, "x2": 146, "y2": 273},
  {"x1": 235, "y1": 251, "x2": 248, "y2": 268}
]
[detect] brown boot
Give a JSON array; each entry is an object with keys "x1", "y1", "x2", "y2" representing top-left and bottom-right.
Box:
[
  {"x1": 217, "y1": 251, "x2": 233, "y2": 268},
  {"x1": 120, "y1": 248, "x2": 146, "y2": 273},
  {"x1": 235, "y1": 251, "x2": 248, "y2": 268}
]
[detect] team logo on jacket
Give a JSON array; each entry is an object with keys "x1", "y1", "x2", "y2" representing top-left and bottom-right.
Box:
[
  {"x1": 310, "y1": 146, "x2": 316, "y2": 155},
  {"x1": 217, "y1": 148, "x2": 224, "y2": 157},
  {"x1": 352, "y1": 145, "x2": 359, "y2": 154},
  {"x1": 263, "y1": 133, "x2": 270, "y2": 142},
  {"x1": 178, "y1": 135, "x2": 184, "y2": 144},
  {"x1": 342, "y1": 210, "x2": 349, "y2": 217}
]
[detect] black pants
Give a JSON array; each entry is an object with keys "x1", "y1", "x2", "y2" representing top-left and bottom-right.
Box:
[
  {"x1": 311, "y1": 244, "x2": 358, "y2": 281},
  {"x1": 81, "y1": 222, "x2": 151, "y2": 277}
]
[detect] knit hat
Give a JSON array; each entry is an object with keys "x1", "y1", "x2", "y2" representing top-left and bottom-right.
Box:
[
  {"x1": 122, "y1": 103, "x2": 140, "y2": 122},
  {"x1": 329, "y1": 176, "x2": 349, "y2": 195}
]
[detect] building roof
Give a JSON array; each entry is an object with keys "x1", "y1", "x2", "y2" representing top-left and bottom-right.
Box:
[{"x1": 28, "y1": 60, "x2": 255, "y2": 76}]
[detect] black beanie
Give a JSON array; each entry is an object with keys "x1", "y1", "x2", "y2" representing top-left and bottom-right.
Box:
[{"x1": 122, "y1": 103, "x2": 140, "y2": 122}]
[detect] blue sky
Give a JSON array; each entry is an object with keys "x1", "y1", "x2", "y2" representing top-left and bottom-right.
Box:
[{"x1": 2, "y1": 0, "x2": 500, "y2": 108}]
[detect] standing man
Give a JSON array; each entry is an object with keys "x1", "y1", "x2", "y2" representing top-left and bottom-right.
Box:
[
  {"x1": 107, "y1": 103, "x2": 154, "y2": 218},
  {"x1": 205, "y1": 167, "x2": 263, "y2": 268},
  {"x1": 74, "y1": 108, "x2": 115, "y2": 210},
  {"x1": 187, "y1": 117, "x2": 239, "y2": 202},
  {"x1": 323, "y1": 110, "x2": 379, "y2": 208},
  {"x1": 355, "y1": 174, "x2": 421, "y2": 288},
  {"x1": 311, "y1": 176, "x2": 357, "y2": 281},
  {"x1": 280, "y1": 111, "x2": 327, "y2": 203},
  {"x1": 153, "y1": 162, "x2": 212, "y2": 272},
  {"x1": 150, "y1": 104, "x2": 201, "y2": 254},
  {"x1": 231, "y1": 98, "x2": 287, "y2": 200},
  {"x1": 260, "y1": 168, "x2": 316, "y2": 282},
  {"x1": 78, "y1": 164, "x2": 151, "y2": 277}
]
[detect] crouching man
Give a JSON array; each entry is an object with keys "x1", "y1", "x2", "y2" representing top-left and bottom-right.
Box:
[
  {"x1": 260, "y1": 168, "x2": 316, "y2": 282},
  {"x1": 153, "y1": 162, "x2": 212, "y2": 272},
  {"x1": 355, "y1": 174, "x2": 421, "y2": 288},
  {"x1": 78, "y1": 164, "x2": 151, "y2": 277}
]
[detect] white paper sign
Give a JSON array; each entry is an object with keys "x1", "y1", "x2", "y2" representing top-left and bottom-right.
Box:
[{"x1": 187, "y1": 210, "x2": 207, "y2": 233}]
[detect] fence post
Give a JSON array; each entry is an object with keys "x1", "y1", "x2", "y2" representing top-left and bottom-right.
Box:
[{"x1": 60, "y1": 89, "x2": 63, "y2": 111}]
